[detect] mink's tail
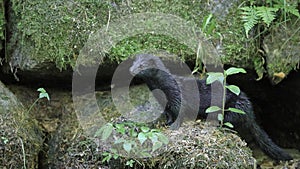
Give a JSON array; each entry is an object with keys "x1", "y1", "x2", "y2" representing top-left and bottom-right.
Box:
[
  {"x1": 249, "y1": 121, "x2": 292, "y2": 161},
  {"x1": 231, "y1": 93, "x2": 292, "y2": 161}
]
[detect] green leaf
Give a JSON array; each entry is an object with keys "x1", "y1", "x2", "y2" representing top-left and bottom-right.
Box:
[
  {"x1": 202, "y1": 13, "x2": 213, "y2": 31},
  {"x1": 113, "y1": 154, "x2": 119, "y2": 159},
  {"x1": 150, "y1": 129, "x2": 161, "y2": 132},
  {"x1": 138, "y1": 132, "x2": 147, "y2": 145},
  {"x1": 205, "y1": 106, "x2": 221, "y2": 113},
  {"x1": 192, "y1": 67, "x2": 200, "y2": 74},
  {"x1": 129, "y1": 128, "x2": 138, "y2": 137},
  {"x1": 202, "y1": 13, "x2": 216, "y2": 35},
  {"x1": 256, "y1": 6, "x2": 278, "y2": 26},
  {"x1": 224, "y1": 122, "x2": 234, "y2": 128},
  {"x1": 114, "y1": 138, "x2": 126, "y2": 144},
  {"x1": 155, "y1": 133, "x2": 169, "y2": 145},
  {"x1": 225, "y1": 67, "x2": 246, "y2": 76},
  {"x1": 37, "y1": 88, "x2": 46, "y2": 93},
  {"x1": 37, "y1": 88, "x2": 50, "y2": 100},
  {"x1": 217, "y1": 113, "x2": 224, "y2": 121},
  {"x1": 206, "y1": 72, "x2": 224, "y2": 84},
  {"x1": 228, "y1": 108, "x2": 246, "y2": 114},
  {"x1": 226, "y1": 85, "x2": 241, "y2": 95},
  {"x1": 141, "y1": 126, "x2": 150, "y2": 133},
  {"x1": 115, "y1": 123, "x2": 125, "y2": 134},
  {"x1": 94, "y1": 123, "x2": 113, "y2": 140},
  {"x1": 152, "y1": 141, "x2": 163, "y2": 152},
  {"x1": 285, "y1": 5, "x2": 300, "y2": 17},
  {"x1": 123, "y1": 142, "x2": 132, "y2": 153},
  {"x1": 140, "y1": 151, "x2": 152, "y2": 158},
  {"x1": 240, "y1": 6, "x2": 258, "y2": 36},
  {"x1": 253, "y1": 55, "x2": 265, "y2": 81},
  {"x1": 99, "y1": 123, "x2": 113, "y2": 141},
  {"x1": 115, "y1": 123, "x2": 124, "y2": 129},
  {"x1": 274, "y1": 1, "x2": 300, "y2": 17},
  {"x1": 206, "y1": 20, "x2": 216, "y2": 36},
  {"x1": 126, "y1": 159, "x2": 135, "y2": 167},
  {"x1": 101, "y1": 152, "x2": 112, "y2": 163},
  {"x1": 149, "y1": 134, "x2": 158, "y2": 144},
  {"x1": 39, "y1": 93, "x2": 50, "y2": 100}
]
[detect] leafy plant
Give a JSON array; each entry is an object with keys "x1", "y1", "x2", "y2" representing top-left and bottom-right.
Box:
[
  {"x1": 201, "y1": 13, "x2": 217, "y2": 37},
  {"x1": 240, "y1": 0, "x2": 300, "y2": 37},
  {"x1": 26, "y1": 88, "x2": 50, "y2": 114},
  {"x1": 193, "y1": 13, "x2": 221, "y2": 74},
  {"x1": 205, "y1": 67, "x2": 247, "y2": 128},
  {"x1": 95, "y1": 121, "x2": 169, "y2": 167}
]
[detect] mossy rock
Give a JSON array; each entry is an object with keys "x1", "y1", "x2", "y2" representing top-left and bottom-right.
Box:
[
  {"x1": 0, "y1": 81, "x2": 43, "y2": 169},
  {"x1": 7, "y1": 0, "x2": 109, "y2": 71},
  {"x1": 157, "y1": 123, "x2": 256, "y2": 169},
  {"x1": 7, "y1": 85, "x2": 83, "y2": 168},
  {"x1": 57, "y1": 121, "x2": 256, "y2": 169},
  {"x1": 6, "y1": 0, "x2": 258, "y2": 75},
  {"x1": 66, "y1": 84, "x2": 255, "y2": 168},
  {"x1": 263, "y1": 19, "x2": 300, "y2": 84}
]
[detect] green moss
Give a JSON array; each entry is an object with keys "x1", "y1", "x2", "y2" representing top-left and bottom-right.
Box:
[
  {"x1": 9, "y1": 0, "x2": 210, "y2": 70},
  {"x1": 217, "y1": 4, "x2": 258, "y2": 67},
  {"x1": 9, "y1": 0, "x2": 262, "y2": 71},
  {"x1": 110, "y1": 34, "x2": 194, "y2": 62}
]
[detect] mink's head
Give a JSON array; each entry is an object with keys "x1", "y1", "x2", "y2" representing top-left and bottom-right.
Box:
[{"x1": 129, "y1": 54, "x2": 168, "y2": 78}]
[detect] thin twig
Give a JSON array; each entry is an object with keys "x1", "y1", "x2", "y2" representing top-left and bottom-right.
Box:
[{"x1": 19, "y1": 138, "x2": 26, "y2": 169}]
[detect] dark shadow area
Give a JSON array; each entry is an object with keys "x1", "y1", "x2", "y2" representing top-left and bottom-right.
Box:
[{"x1": 227, "y1": 68, "x2": 300, "y2": 151}]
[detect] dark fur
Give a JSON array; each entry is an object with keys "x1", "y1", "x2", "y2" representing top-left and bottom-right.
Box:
[{"x1": 129, "y1": 54, "x2": 292, "y2": 161}]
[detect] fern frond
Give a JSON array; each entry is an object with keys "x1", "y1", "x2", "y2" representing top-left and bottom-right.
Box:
[
  {"x1": 274, "y1": 0, "x2": 300, "y2": 16},
  {"x1": 283, "y1": 4, "x2": 300, "y2": 17},
  {"x1": 240, "y1": 6, "x2": 259, "y2": 36},
  {"x1": 256, "y1": 7, "x2": 278, "y2": 26}
]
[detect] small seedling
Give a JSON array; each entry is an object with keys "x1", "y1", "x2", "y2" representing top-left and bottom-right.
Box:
[
  {"x1": 26, "y1": 88, "x2": 50, "y2": 114},
  {"x1": 205, "y1": 67, "x2": 247, "y2": 128}
]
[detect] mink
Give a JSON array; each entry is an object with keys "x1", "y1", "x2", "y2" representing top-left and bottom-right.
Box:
[{"x1": 129, "y1": 54, "x2": 292, "y2": 161}]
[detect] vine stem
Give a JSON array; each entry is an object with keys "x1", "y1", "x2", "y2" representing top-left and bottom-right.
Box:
[
  {"x1": 221, "y1": 72, "x2": 227, "y2": 127},
  {"x1": 26, "y1": 98, "x2": 39, "y2": 114}
]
